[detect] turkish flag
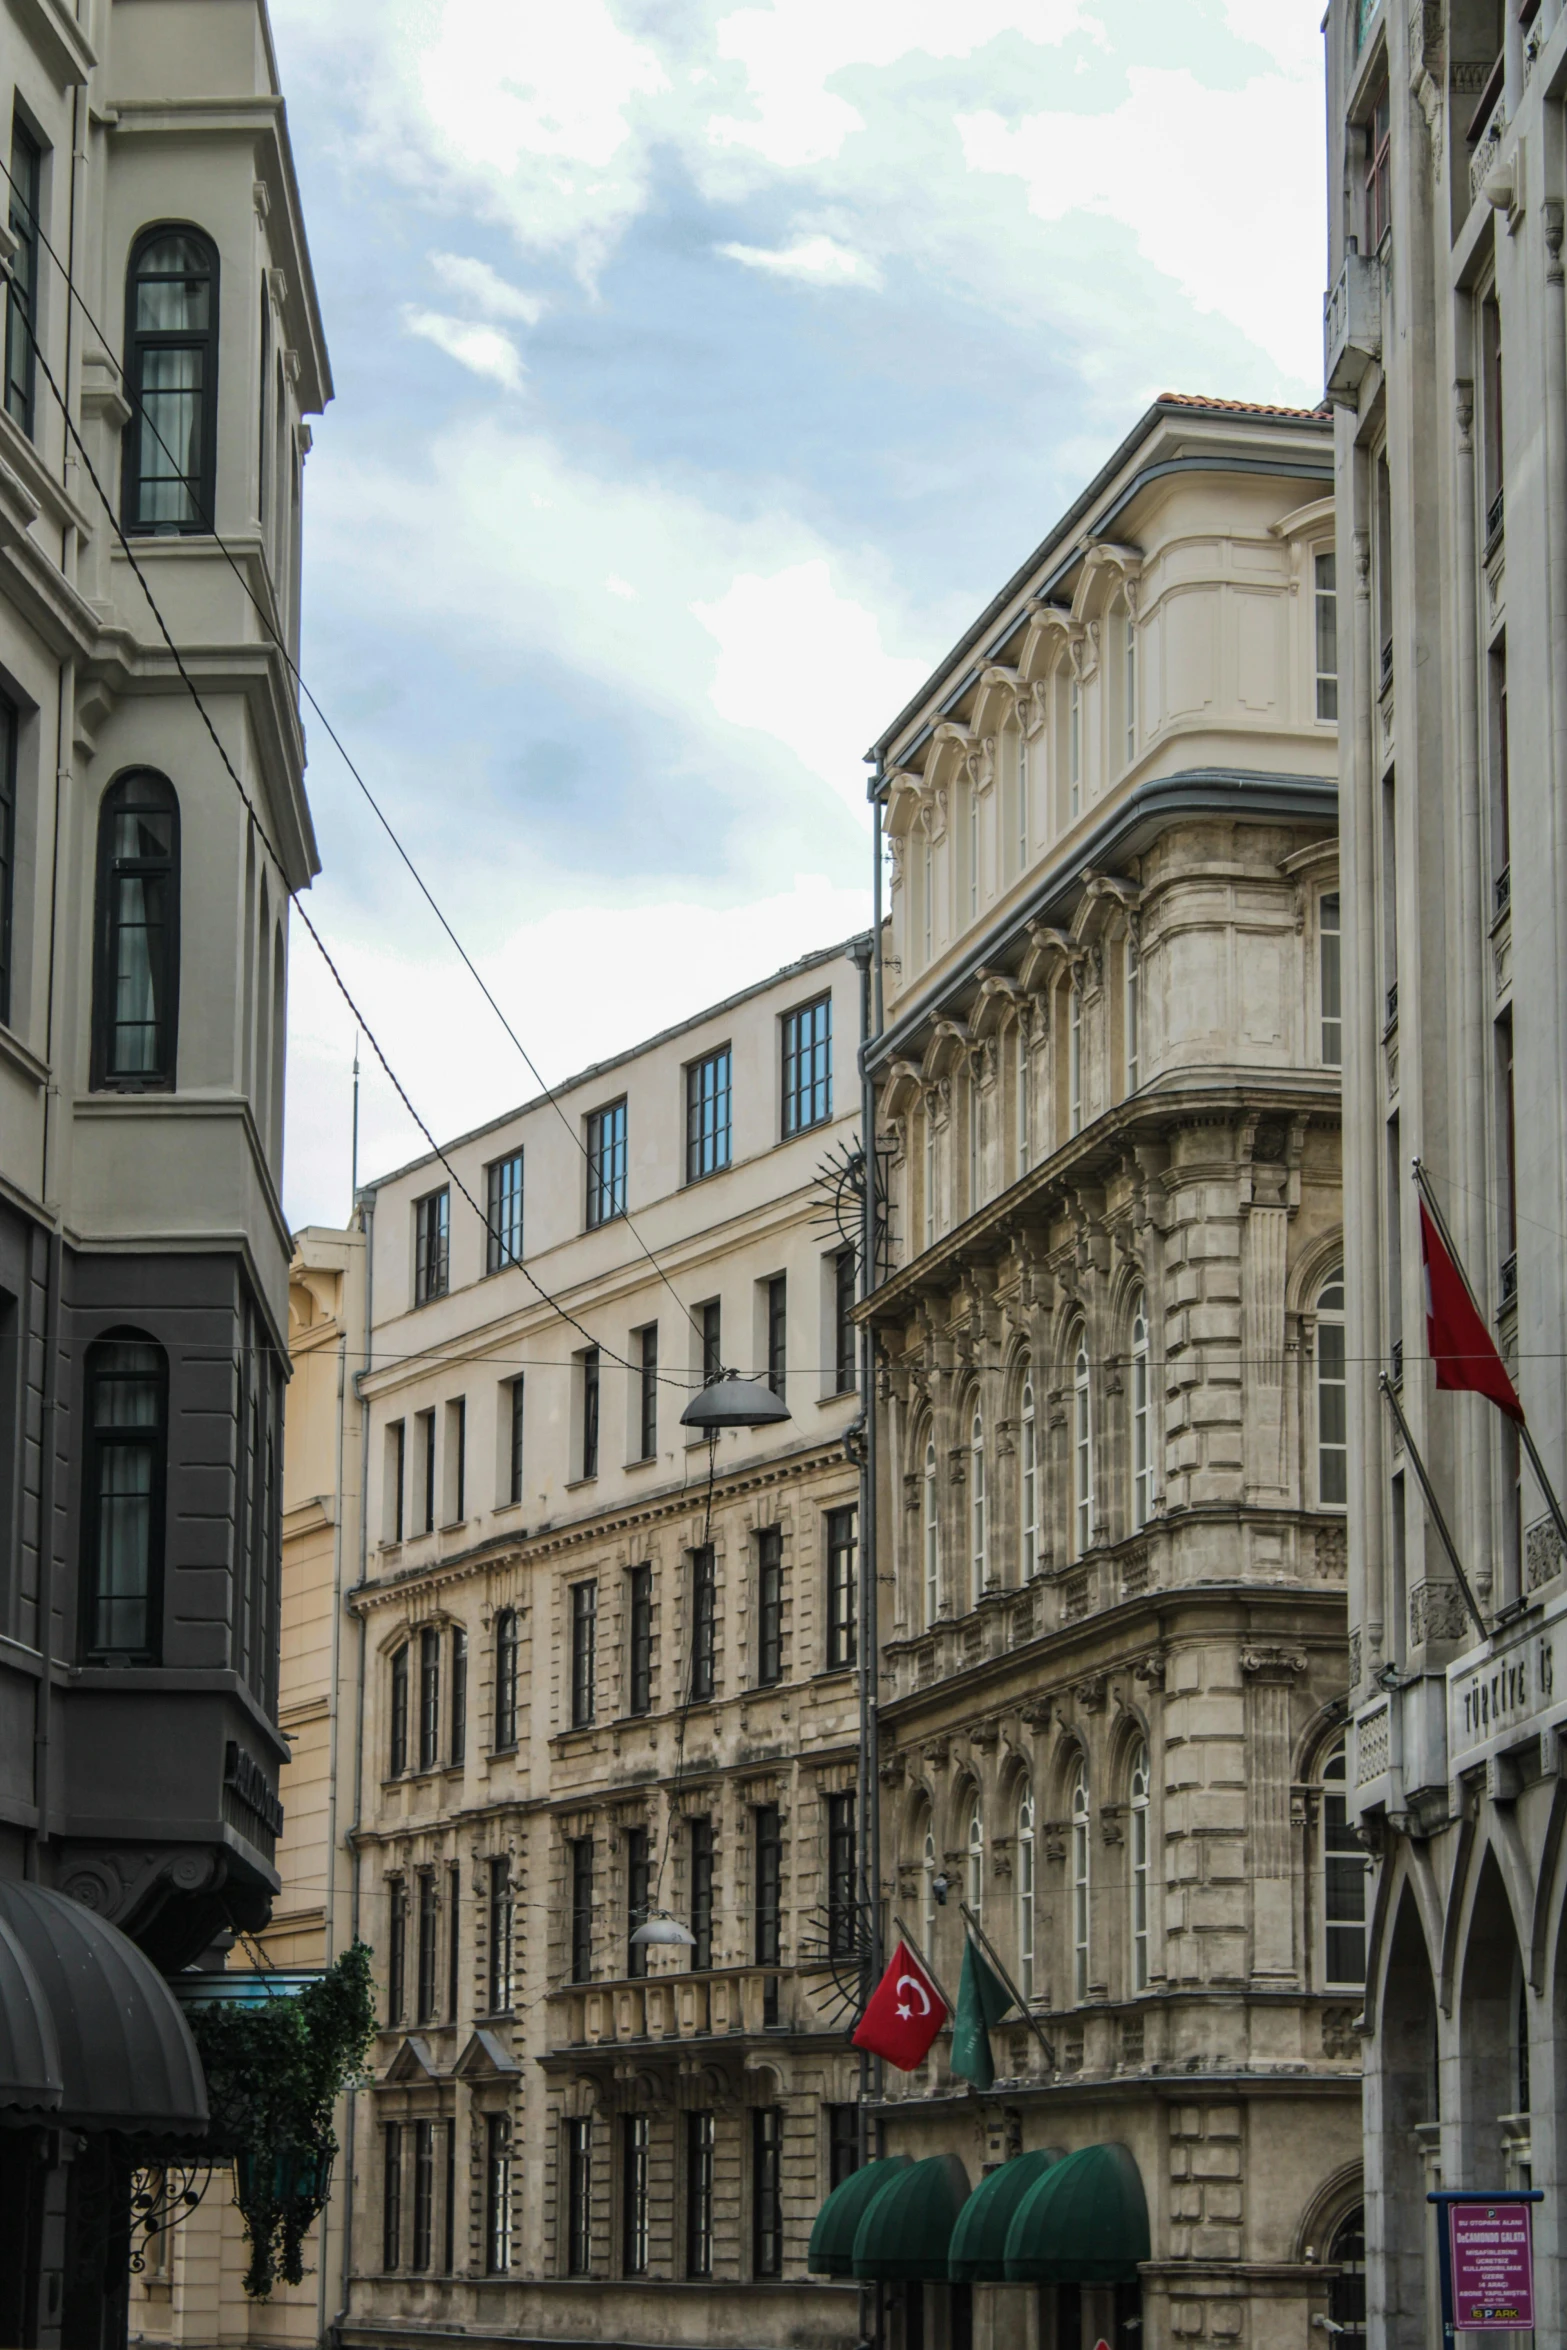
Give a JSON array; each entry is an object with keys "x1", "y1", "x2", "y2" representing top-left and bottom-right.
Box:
[
  {"x1": 852, "y1": 1941, "x2": 948, "y2": 2070},
  {"x1": 1420, "y1": 1203, "x2": 1524, "y2": 1422}
]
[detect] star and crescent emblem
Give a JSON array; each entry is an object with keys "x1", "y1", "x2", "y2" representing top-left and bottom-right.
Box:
[{"x1": 894, "y1": 1972, "x2": 932, "y2": 2020}]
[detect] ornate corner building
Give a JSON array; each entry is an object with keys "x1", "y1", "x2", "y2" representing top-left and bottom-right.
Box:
[
  {"x1": 857, "y1": 399, "x2": 1366, "y2": 2350},
  {"x1": 1325, "y1": 2, "x2": 1567, "y2": 2343}
]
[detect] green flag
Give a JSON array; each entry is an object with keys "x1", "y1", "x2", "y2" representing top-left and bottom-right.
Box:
[{"x1": 949, "y1": 1932, "x2": 1015, "y2": 2090}]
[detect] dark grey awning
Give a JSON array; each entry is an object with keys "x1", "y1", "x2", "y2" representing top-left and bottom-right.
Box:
[
  {"x1": 0, "y1": 1884, "x2": 207, "y2": 2137},
  {"x1": 0, "y1": 1907, "x2": 63, "y2": 2116}
]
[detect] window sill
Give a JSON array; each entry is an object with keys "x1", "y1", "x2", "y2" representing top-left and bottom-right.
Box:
[
  {"x1": 564, "y1": 1475, "x2": 598, "y2": 1493},
  {"x1": 623, "y1": 1453, "x2": 658, "y2": 1472},
  {"x1": 817, "y1": 1388, "x2": 858, "y2": 1408},
  {"x1": 0, "y1": 1020, "x2": 48, "y2": 1090}
]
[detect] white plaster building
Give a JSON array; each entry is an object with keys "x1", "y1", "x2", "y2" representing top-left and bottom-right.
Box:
[
  {"x1": 851, "y1": 397, "x2": 1364, "y2": 2350},
  {"x1": 340, "y1": 944, "x2": 872, "y2": 2350},
  {"x1": 1325, "y1": 2, "x2": 1567, "y2": 2344},
  {"x1": 0, "y1": 1, "x2": 326, "y2": 2340}
]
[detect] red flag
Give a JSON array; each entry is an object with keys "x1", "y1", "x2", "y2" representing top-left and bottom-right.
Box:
[
  {"x1": 1420, "y1": 1202, "x2": 1523, "y2": 1422},
  {"x1": 852, "y1": 1940, "x2": 948, "y2": 2070}
]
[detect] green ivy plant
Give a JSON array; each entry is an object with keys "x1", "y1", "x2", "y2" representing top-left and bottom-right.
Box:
[{"x1": 188, "y1": 1942, "x2": 376, "y2": 2298}]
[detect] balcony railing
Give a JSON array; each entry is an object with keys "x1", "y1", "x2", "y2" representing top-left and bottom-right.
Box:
[{"x1": 545, "y1": 1962, "x2": 804, "y2": 2054}]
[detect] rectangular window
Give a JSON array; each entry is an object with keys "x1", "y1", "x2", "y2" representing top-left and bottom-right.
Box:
[
  {"x1": 623, "y1": 2115, "x2": 650, "y2": 2276},
  {"x1": 826, "y1": 1506, "x2": 857, "y2": 1672},
  {"x1": 1124, "y1": 939, "x2": 1140, "y2": 1095},
  {"x1": 450, "y1": 1627, "x2": 466, "y2": 1766},
  {"x1": 1481, "y1": 292, "x2": 1505, "y2": 541},
  {"x1": 586, "y1": 1099, "x2": 627, "y2": 1228},
  {"x1": 414, "y1": 1189, "x2": 450, "y2": 1304},
  {"x1": 566, "y1": 2119, "x2": 592, "y2": 2276},
  {"x1": 0, "y1": 694, "x2": 15, "y2": 1029},
  {"x1": 494, "y1": 1609, "x2": 518, "y2": 1751},
  {"x1": 1324, "y1": 1765, "x2": 1369, "y2": 1987},
  {"x1": 4, "y1": 123, "x2": 40, "y2": 437},
  {"x1": 443, "y1": 2119, "x2": 457, "y2": 2272},
  {"x1": 1497, "y1": 1009, "x2": 1517, "y2": 1299},
  {"x1": 757, "y1": 1526, "x2": 783, "y2": 1688},
  {"x1": 1387, "y1": 1111, "x2": 1403, "y2": 1376},
  {"x1": 508, "y1": 1377, "x2": 525, "y2": 1507},
  {"x1": 834, "y1": 1249, "x2": 857, "y2": 1394},
  {"x1": 412, "y1": 2119, "x2": 434, "y2": 2271},
  {"x1": 571, "y1": 1837, "x2": 594, "y2": 1982},
  {"x1": 1320, "y1": 893, "x2": 1342, "y2": 1067},
  {"x1": 826, "y1": 1792, "x2": 857, "y2": 1960},
  {"x1": 1069, "y1": 674, "x2": 1082, "y2": 819},
  {"x1": 571, "y1": 1580, "x2": 597, "y2": 1728},
  {"x1": 447, "y1": 1397, "x2": 466, "y2": 1521},
  {"x1": 686, "y1": 2112, "x2": 715, "y2": 2278},
  {"x1": 388, "y1": 1419, "x2": 406, "y2": 1544},
  {"x1": 382, "y1": 2124, "x2": 402, "y2": 2271},
  {"x1": 700, "y1": 1300, "x2": 722, "y2": 1388},
  {"x1": 1068, "y1": 986, "x2": 1083, "y2": 1135},
  {"x1": 82, "y1": 1335, "x2": 167, "y2": 1663},
  {"x1": 828, "y1": 2106, "x2": 861, "y2": 2191},
  {"x1": 1124, "y1": 615, "x2": 1137, "y2": 763},
  {"x1": 686, "y1": 1046, "x2": 732, "y2": 1181},
  {"x1": 626, "y1": 1824, "x2": 650, "y2": 1979},
  {"x1": 387, "y1": 1878, "x2": 407, "y2": 2023},
  {"x1": 419, "y1": 1627, "x2": 441, "y2": 1771},
  {"x1": 628, "y1": 1564, "x2": 652, "y2": 1717},
  {"x1": 420, "y1": 1410, "x2": 436, "y2": 1536},
  {"x1": 1365, "y1": 75, "x2": 1390, "y2": 249},
  {"x1": 447, "y1": 1861, "x2": 462, "y2": 2021},
  {"x1": 1376, "y1": 454, "x2": 1394, "y2": 692},
  {"x1": 689, "y1": 1815, "x2": 714, "y2": 1970},
  {"x1": 416, "y1": 1870, "x2": 438, "y2": 2023},
  {"x1": 486, "y1": 1150, "x2": 524, "y2": 1272},
  {"x1": 487, "y1": 1858, "x2": 514, "y2": 2013},
  {"x1": 752, "y1": 2108, "x2": 783, "y2": 2279},
  {"x1": 1017, "y1": 725, "x2": 1030, "y2": 870},
  {"x1": 486, "y1": 2113, "x2": 512, "y2": 2274},
  {"x1": 390, "y1": 1644, "x2": 409, "y2": 1776},
  {"x1": 755, "y1": 1804, "x2": 781, "y2": 1968},
  {"x1": 1315, "y1": 550, "x2": 1338, "y2": 722},
  {"x1": 637, "y1": 1325, "x2": 658, "y2": 1460},
  {"x1": 1381, "y1": 769, "x2": 1398, "y2": 1017},
  {"x1": 1018, "y1": 1028, "x2": 1031, "y2": 1177},
  {"x1": 781, "y1": 995, "x2": 832, "y2": 1136},
  {"x1": 580, "y1": 1347, "x2": 600, "y2": 1481},
  {"x1": 690, "y1": 1546, "x2": 716, "y2": 1703},
  {"x1": 766, "y1": 1274, "x2": 787, "y2": 1399},
  {"x1": 1490, "y1": 643, "x2": 1511, "y2": 915}
]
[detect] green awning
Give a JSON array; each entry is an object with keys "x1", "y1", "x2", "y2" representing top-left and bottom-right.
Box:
[
  {"x1": 808, "y1": 2157, "x2": 911, "y2": 2276},
  {"x1": 853, "y1": 2154, "x2": 971, "y2": 2282},
  {"x1": 1003, "y1": 2143, "x2": 1150, "y2": 2285},
  {"x1": 948, "y1": 2150, "x2": 1062, "y2": 2282}
]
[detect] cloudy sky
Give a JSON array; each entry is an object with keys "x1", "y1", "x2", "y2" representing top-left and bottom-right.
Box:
[{"x1": 272, "y1": 0, "x2": 1328, "y2": 1230}]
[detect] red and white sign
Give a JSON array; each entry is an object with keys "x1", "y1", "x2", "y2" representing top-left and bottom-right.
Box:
[{"x1": 1449, "y1": 2201, "x2": 1535, "y2": 2331}]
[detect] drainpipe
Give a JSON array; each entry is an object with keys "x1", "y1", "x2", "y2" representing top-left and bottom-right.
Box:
[
  {"x1": 317, "y1": 1257, "x2": 351, "y2": 2345},
  {"x1": 331, "y1": 1187, "x2": 374, "y2": 2346}
]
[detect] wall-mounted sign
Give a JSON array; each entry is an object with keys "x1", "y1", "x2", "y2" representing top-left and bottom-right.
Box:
[
  {"x1": 224, "y1": 1741, "x2": 284, "y2": 1839},
  {"x1": 1447, "y1": 1602, "x2": 1567, "y2": 1773},
  {"x1": 1431, "y1": 2193, "x2": 1539, "y2": 2338}
]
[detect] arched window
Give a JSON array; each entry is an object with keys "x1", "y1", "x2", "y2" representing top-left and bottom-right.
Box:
[
  {"x1": 1326, "y1": 2207, "x2": 1366, "y2": 2348},
  {"x1": 923, "y1": 1433, "x2": 940, "y2": 1628},
  {"x1": 1129, "y1": 1292, "x2": 1151, "y2": 1531},
  {"x1": 92, "y1": 772, "x2": 179, "y2": 1091},
  {"x1": 922, "y1": 1819, "x2": 938, "y2": 1956},
  {"x1": 389, "y1": 1642, "x2": 409, "y2": 1776},
  {"x1": 1017, "y1": 1786, "x2": 1035, "y2": 2003},
  {"x1": 1322, "y1": 1736, "x2": 1368, "y2": 1986},
  {"x1": 966, "y1": 1798, "x2": 984, "y2": 1921},
  {"x1": 1070, "y1": 1758, "x2": 1090, "y2": 2000},
  {"x1": 1317, "y1": 1271, "x2": 1348, "y2": 1507},
  {"x1": 1020, "y1": 1374, "x2": 1038, "y2": 1579},
  {"x1": 969, "y1": 1404, "x2": 986, "y2": 1605},
  {"x1": 1072, "y1": 1328, "x2": 1094, "y2": 1557},
  {"x1": 124, "y1": 227, "x2": 219, "y2": 533},
  {"x1": 1129, "y1": 1739, "x2": 1150, "y2": 1992},
  {"x1": 494, "y1": 1608, "x2": 519, "y2": 1751},
  {"x1": 81, "y1": 1330, "x2": 167, "y2": 1663}
]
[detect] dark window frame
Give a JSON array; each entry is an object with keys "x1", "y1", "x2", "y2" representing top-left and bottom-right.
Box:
[
  {"x1": 411, "y1": 2118, "x2": 434, "y2": 2271},
  {"x1": 623, "y1": 2114, "x2": 650, "y2": 2277},
  {"x1": 447, "y1": 1861, "x2": 462, "y2": 2023},
  {"x1": 413, "y1": 1189, "x2": 450, "y2": 1305},
  {"x1": 566, "y1": 2117, "x2": 592, "y2": 2276},
  {"x1": 486, "y1": 1856, "x2": 514, "y2": 2014},
  {"x1": 485, "y1": 2112, "x2": 512, "y2": 2273},
  {"x1": 586, "y1": 1098, "x2": 627, "y2": 1229},
  {"x1": 690, "y1": 1545, "x2": 716, "y2": 1704},
  {"x1": 626, "y1": 1823, "x2": 650, "y2": 1979},
  {"x1": 628, "y1": 1564, "x2": 652, "y2": 1717},
  {"x1": 382, "y1": 2123, "x2": 403, "y2": 2271},
  {"x1": 0, "y1": 691, "x2": 16, "y2": 1030},
  {"x1": 91, "y1": 771, "x2": 180, "y2": 1093},
  {"x1": 387, "y1": 1877, "x2": 407, "y2": 2024},
  {"x1": 833, "y1": 1247, "x2": 858, "y2": 1394},
  {"x1": 508, "y1": 1376, "x2": 525, "y2": 1507},
  {"x1": 825, "y1": 1505, "x2": 858, "y2": 1672},
  {"x1": 781, "y1": 993, "x2": 832, "y2": 1137},
  {"x1": 570, "y1": 1837, "x2": 594, "y2": 1983},
  {"x1": 416, "y1": 1869, "x2": 438, "y2": 2024},
  {"x1": 418, "y1": 1626, "x2": 441, "y2": 1771},
  {"x1": 486, "y1": 1149, "x2": 524, "y2": 1273},
  {"x1": 826, "y1": 1791, "x2": 857, "y2": 1961},
  {"x1": 757, "y1": 1526, "x2": 782, "y2": 1688},
  {"x1": 685, "y1": 1045, "x2": 732, "y2": 1182},
  {"x1": 570, "y1": 1579, "x2": 598, "y2": 1728},
  {"x1": 700, "y1": 1299, "x2": 722, "y2": 1388},
  {"x1": 689, "y1": 1814, "x2": 714, "y2": 1972},
  {"x1": 828, "y1": 2104, "x2": 861, "y2": 2191},
  {"x1": 123, "y1": 222, "x2": 220, "y2": 536},
  {"x1": 637, "y1": 1324, "x2": 658, "y2": 1460},
  {"x1": 1363, "y1": 76, "x2": 1390, "y2": 252},
  {"x1": 686, "y1": 2111, "x2": 715, "y2": 2279},
  {"x1": 494, "y1": 1608, "x2": 518, "y2": 1751},
  {"x1": 755, "y1": 1804, "x2": 781, "y2": 1968},
  {"x1": 80, "y1": 1329, "x2": 168, "y2": 1665},
  {"x1": 4, "y1": 119, "x2": 41, "y2": 438},
  {"x1": 581, "y1": 1347, "x2": 600, "y2": 1481},
  {"x1": 752, "y1": 2107, "x2": 783, "y2": 2279},
  {"x1": 450, "y1": 1627, "x2": 467, "y2": 1766},
  {"x1": 389, "y1": 1644, "x2": 409, "y2": 1775},
  {"x1": 766, "y1": 1273, "x2": 787, "y2": 1399}
]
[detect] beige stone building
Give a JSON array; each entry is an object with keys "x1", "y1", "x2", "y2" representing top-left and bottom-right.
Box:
[
  {"x1": 340, "y1": 942, "x2": 872, "y2": 2350},
  {"x1": 852, "y1": 397, "x2": 1365, "y2": 2350}
]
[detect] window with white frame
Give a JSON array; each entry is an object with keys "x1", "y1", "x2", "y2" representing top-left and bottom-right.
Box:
[
  {"x1": 1069, "y1": 675, "x2": 1082, "y2": 819},
  {"x1": 1321, "y1": 1737, "x2": 1368, "y2": 1986},
  {"x1": 968, "y1": 1076, "x2": 981, "y2": 1212},
  {"x1": 969, "y1": 1405, "x2": 987, "y2": 1606},
  {"x1": 1317, "y1": 1271, "x2": 1348, "y2": 1507},
  {"x1": 923, "y1": 1433, "x2": 940, "y2": 1627},
  {"x1": 1130, "y1": 1291, "x2": 1151, "y2": 1531},
  {"x1": 1124, "y1": 609, "x2": 1137, "y2": 763},
  {"x1": 1017, "y1": 1025, "x2": 1031, "y2": 1178},
  {"x1": 968, "y1": 779, "x2": 980, "y2": 921},
  {"x1": 1129, "y1": 1739, "x2": 1150, "y2": 1992},
  {"x1": 1315, "y1": 549, "x2": 1339, "y2": 723},
  {"x1": 1017, "y1": 725, "x2": 1030, "y2": 872},
  {"x1": 1125, "y1": 935, "x2": 1141, "y2": 1094},
  {"x1": 1017, "y1": 1785, "x2": 1035, "y2": 2003},
  {"x1": 1072, "y1": 1328, "x2": 1094, "y2": 1556},
  {"x1": 1020, "y1": 1374, "x2": 1038, "y2": 1579},
  {"x1": 1069, "y1": 985, "x2": 1083, "y2": 1135},
  {"x1": 1070, "y1": 1757, "x2": 1090, "y2": 2000},
  {"x1": 966, "y1": 1798, "x2": 984, "y2": 1922},
  {"x1": 1320, "y1": 892, "x2": 1342, "y2": 1067},
  {"x1": 924, "y1": 1108, "x2": 937, "y2": 1248},
  {"x1": 922, "y1": 831, "x2": 933, "y2": 965}
]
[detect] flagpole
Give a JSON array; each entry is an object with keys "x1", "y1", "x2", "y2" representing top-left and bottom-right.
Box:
[
  {"x1": 1379, "y1": 1373, "x2": 1489, "y2": 1642},
  {"x1": 1413, "y1": 1159, "x2": 1567, "y2": 1559},
  {"x1": 889, "y1": 1915, "x2": 958, "y2": 2018},
  {"x1": 959, "y1": 1901, "x2": 1056, "y2": 2069}
]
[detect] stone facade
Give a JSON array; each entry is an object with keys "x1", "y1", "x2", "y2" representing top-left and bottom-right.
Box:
[
  {"x1": 862, "y1": 398, "x2": 1364, "y2": 2350},
  {"x1": 339, "y1": 943, "x2": 871, "y2": 2350},
  {"x1": 1326, "y1": 2, "x2": 1567, "y2": 2344}
]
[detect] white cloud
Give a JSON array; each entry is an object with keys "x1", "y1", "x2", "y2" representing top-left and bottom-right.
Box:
[
  {"x1": 430, "y1": 251, "x2": 545, "y2": 322},
  {"x1": 717, "y1": 232, "x2": 880, "y2": 286},
  {"x1": 693, "y1": 561, "x2": 927, "y2": 804},
  {"x1": 605, "y1": 574, "x2": 638, "y2": 599},
  {"x1": 401, "y1": 308, "x2": 527, "y2": 390},
  {"x1": 957, "y1": 63, "x2": 1326, "y2": 383}
]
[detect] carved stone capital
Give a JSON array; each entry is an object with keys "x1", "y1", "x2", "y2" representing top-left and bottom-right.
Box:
[{"x1": 1240, "y1": 1646, "x2": 1307, "y2": 1682}]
